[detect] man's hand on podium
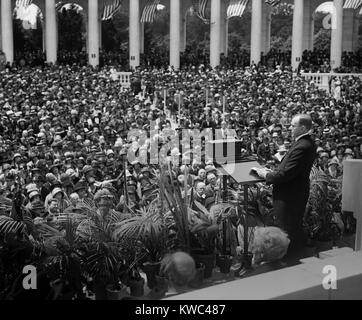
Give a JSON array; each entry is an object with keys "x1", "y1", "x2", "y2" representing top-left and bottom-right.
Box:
[{"x1": 251, "y1": 167, "x2": 272, "y2": 179}]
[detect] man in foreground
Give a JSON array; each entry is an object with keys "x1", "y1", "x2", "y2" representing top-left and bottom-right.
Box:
[{"x1": 253, "y1": 114, "x2": 317, "y2": 263}]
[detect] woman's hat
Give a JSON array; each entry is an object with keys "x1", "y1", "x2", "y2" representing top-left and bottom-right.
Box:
[
  {"x1": 52, "y1": 187, "x2": 64, "y2": 197},
  {"x1": 29, "y1": 190, "x2": 40, "y2": 200}
]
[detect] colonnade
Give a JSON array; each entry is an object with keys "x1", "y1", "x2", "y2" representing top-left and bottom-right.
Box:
[{"x1": 0, "y1": 0, "x2": 361, "y2": 70}]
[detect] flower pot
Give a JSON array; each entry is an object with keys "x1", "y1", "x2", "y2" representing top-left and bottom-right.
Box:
[
  {"x1": 142, "y1": 262, "x2": 161, "y2": 290},
  {"x1": 218, "y1": 255, "x2": 232, "y2": 274},
  {"x1": 188, "y1": 263, "x2": 205, "y2": 289},
  {"x1": 129, "y1": 278, "x2": 145, "y2": 297},
  {"x1": 191, "y1": 251, "x2": 215, "y2": 279},
  {"x1": 106, "y1": 284, "x2": 128, "y2": 300}
]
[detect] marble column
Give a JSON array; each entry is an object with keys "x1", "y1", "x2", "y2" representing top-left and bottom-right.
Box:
[
  {"x1": 170, "y1": 0, "x2": 181, "y2": 69},
  {"x1": 210, "y1": 0, "x2": 221, "y2": 68},
  {"x1": 291, "y1": 0, "x2": 304, "y2": 71},
  {"x1": 330, "y1": 0, "x2": 343, "y2": 70},
  {"x1": 88, "y1": 0, "x2": 100, "y2": 67},
  {"x1": 250, "y1": 0, "x2": 263, "y2": 65},
  {"x1": 45, "y1": 0, "x2": 57, "y2": 63},
  {"x1": 129, "y1": 0, "x2": 140, "y2": 69},
  {"x1": 1, "y1": 0, "x2": 14, "y2": 63}
]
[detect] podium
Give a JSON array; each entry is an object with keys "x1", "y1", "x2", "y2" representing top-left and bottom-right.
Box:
[
  {"x1": 218, "y1": 160, "x2": 265, "y2": 276},
  {"x1": 207, "y1": 139, "x2": 246, "y2": 164},
  {"x1": 342, "y1": 160, "x2": 362, "y2": 251}
]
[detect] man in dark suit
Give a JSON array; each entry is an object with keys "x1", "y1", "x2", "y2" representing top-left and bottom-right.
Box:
[{"x1": 253, "y1": 114, "x2": 317, "y2": 263}]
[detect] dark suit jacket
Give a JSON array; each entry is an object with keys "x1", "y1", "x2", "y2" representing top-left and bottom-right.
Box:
[{"x1": 265, "y1": 135, "x2": 317, "y2": 247}]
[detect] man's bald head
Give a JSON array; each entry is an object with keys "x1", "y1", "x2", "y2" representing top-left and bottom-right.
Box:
[
  {"x1": 290, "y1": 114, "x2": 312, "y2": 139},
  {"x1": 294, "y1": 114, "x2": 313, "y2": 131},
  {"x1": 161, "y1": 252, "x2": 196, "y2": 287}
]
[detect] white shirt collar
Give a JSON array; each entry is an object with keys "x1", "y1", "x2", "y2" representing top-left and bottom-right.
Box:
[{"x1": 296, "y1": 132, "x2": 310, "y2": 142}]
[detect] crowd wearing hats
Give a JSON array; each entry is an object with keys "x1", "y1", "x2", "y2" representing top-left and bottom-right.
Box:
[{"x1": 0, "y1": 53, "x2": 361, "y2": 227}]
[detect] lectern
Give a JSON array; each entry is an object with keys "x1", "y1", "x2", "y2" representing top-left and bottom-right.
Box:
[
  {"x1": 218, "y1": 161, "x2": 265, "y2": 276},
  {"x1": 341, "y1": 160, "x2": 362, "y2": 251}
]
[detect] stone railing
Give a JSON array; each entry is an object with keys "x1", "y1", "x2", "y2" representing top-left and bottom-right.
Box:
[{"x1": 301, "y1": 73, "x2": 362, "y2": 93}]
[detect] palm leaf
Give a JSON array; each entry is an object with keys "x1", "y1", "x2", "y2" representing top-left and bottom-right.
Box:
[{"x1": 0, "y1": 216, "x2": 26, "y2": 236}]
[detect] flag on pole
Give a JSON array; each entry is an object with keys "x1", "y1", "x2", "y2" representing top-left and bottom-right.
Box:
[
  {"x1": 55, "y1": 2, "x2": 66, "y2": 12},
  {"x1": 102, "y1": 0, "x2": 123, "y2": 21},
  {"x1": 15, "y1": 0, "x2": 32, "y2": 20},
  {"x1": 227, "y1": 0, "x2": 249, "y2": 19},
  {"x1": 140, "y1": 0, "x2": 160, "y2": 23},
  {"x1": 343, "y1": 0, "x2": 362, "y2": 9},
  {"x1": 191, "y1": 0, "x2": 209, "y2": 24},
  {"x1": 16, "y1": 0, "x2": 32, "y2": 8},
  {"x1": 16, "y1": 0, "x2": 38, "y2": 29},
  {"x1": 265, "y1": 0, "x2": 282, "y2": 7}
]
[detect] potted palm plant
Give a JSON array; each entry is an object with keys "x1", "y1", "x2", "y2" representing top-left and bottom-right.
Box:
[
  {"x1": 304, "y1": 167, "x2": 342, "y2": 254},
  {"x1": 126, "y1": 267, "x2": 145, "y2": 297},
  {"x1": 114, "y1": 198, "x2": 169, "y2": 290},
  {"x1": 75, "y1": 205, "x2": 130, "y2": 300},
  {"x1": 187, "y1": 201, "x2": 220, "y2": 278}
]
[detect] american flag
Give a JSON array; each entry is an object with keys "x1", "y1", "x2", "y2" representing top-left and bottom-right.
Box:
[
  {"x1": 227, "y1": 0, "x2": 249, "y2": 19},
  {"x1": 140, "y1": 0, "x2": 160, "y2": 23},
  {"x1": 343, "y1": 0, "x2": 362, "y2": 9},
  {"x1": 15, "y1": 0, "x2": 34, "y2": 23},
  {"x1": 192, "y1": 0, "x2": 209, "y2": 24},
  {"x1": 265, "y1": 0, "x2": 282, "y2": 7},
  {"x1": 55, "y1": 1, "x2": 65, "y2": 11},
  {"x1": 102, "y1": 0, "x2": 123, "y2": 21},
  {"x1": 16, "y1": 0, "x2": 32, "y2": 8}
]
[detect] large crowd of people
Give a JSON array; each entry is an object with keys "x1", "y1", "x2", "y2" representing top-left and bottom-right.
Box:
[
  {"x1": 0, "y1": 49, "x2": 361, "y2": 299},
  {"x1": 0, "y1": 56, "x2": 361, "y2": 222}
]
